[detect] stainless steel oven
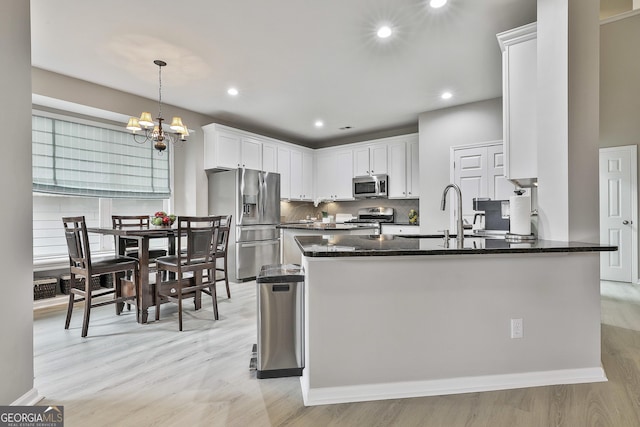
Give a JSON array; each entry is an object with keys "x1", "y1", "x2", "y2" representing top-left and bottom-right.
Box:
[{"x1": 353, "y1": 174, "x2": 388, "y2": 199}]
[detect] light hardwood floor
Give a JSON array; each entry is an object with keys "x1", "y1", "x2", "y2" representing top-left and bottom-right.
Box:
[{"x1": 34, "y1": 280, "x2": 640, "y2": 427}]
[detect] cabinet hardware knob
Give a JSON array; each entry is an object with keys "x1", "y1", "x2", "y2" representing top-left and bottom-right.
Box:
[{"x1": 623, "y1": 220, "x2": 632, "y2": 225}]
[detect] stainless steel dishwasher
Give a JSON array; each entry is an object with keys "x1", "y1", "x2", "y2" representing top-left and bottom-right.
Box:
[{"x1": 256, "y1": 264, "x2": 305, "y2": 379}]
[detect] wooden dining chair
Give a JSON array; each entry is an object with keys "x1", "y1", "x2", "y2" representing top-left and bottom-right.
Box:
[
  {"x1": 155, "y1": 216, "x2": 221, "y2": 331},
  {"x1": 212, "y1": 214, "x2": 232, "y2": 298},
  {"x1": 62, "y1": 216, "x2": 140, "y2": 337},
  {"x1": 111, "y1": 215, "x2": 168, "y2": 260}
]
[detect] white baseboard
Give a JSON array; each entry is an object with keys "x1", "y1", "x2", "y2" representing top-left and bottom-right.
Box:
[
  {"x1": 11, "y1": 388, "x2": 44, "y2": 406},
  {"x1": 301, "y1": 367, "x2": 607, "y2": 406}
]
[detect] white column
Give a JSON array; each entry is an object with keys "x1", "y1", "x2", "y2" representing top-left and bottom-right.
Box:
[
  {"x1": 536, "y1": 0, "x2": 600, "y2": 243},
  {"x1": 0, "y1": 0, "x2": 36, "y2": 405}
]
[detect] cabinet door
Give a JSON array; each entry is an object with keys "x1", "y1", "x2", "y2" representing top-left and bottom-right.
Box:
[
  {"x1": 277, "y1": 147, "x2": 291, "y2": 199},
  {"x1": 241, "y1": 137, "x2": 263, "y2": 170},
  {"x1": 315, "y1": 152, "x2": 334, "y2": 199},
  {"x1": 335, "y1": 149, "x2": 354, "y2": 200},
  {"x1": 499, "y1": 24, "x2": 537, "y2": 181},
  {"x1": 302, "y1": 152, "x2": 313, "y2": 201},
  {"x1": 216, "y1": 130, "x2": 242, "y2": 169},
  {"x1": 370, "y1": 144, "x2": 388, "y2": 175},
  {"x1": 290, "y1": 149, "x2": 303, "y2": 200},
  {"x1": 407, "y1": 140, "x2": 419, "y2": 198},
  {"x1": 353, "y1": 147, "x2": 370, "y2": 176},
  {"x1": 387, "y1": 142, "x2": 407, "y2": 198},
  {"x1": 262, "y1": 142, "x2": 278, "y2": 173}
]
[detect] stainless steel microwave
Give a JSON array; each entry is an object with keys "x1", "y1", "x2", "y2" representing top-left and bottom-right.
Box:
[{"x1": 353, "y1": 174, "x2": 388, "y2": 199}]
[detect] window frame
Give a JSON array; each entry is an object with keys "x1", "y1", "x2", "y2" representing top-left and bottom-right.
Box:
[{"x1": 32, "y1": 108, "x2": 175, "y2": 269}]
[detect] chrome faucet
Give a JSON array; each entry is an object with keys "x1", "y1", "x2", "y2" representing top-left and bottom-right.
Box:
[{"x1": 441, "y1": 183, "x2": 464, "y2": 245}]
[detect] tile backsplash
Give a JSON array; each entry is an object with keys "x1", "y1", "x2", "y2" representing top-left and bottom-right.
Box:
[{"x1": 281, "y1": 199, "x2": 419, "y2": 224}]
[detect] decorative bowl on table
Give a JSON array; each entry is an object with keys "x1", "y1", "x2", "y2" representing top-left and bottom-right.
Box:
[{"x1": 151, "y1": 211, "x2": 176, "y2": 227}]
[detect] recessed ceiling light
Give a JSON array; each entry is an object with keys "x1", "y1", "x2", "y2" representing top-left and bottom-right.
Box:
[
  {"x1": 441, "y1": 91, "x2": 453, "y2": 100},
  {"x1": 430, "y1": 0, "x2": 448, "y2": 8},
  {"x1": 377, "y1": 25, "x2": 392, "y2": 39},
  {"x1": 314, "y1": 120, "x2": 324, "y2": 128},
  {"x1": 227, "y1": 87, "x2": 239, "y2": 96}
]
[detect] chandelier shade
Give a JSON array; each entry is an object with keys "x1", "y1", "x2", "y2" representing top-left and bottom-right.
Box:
[{"x1": 125, "y1": 60, "x2": 188, "y2": 154}]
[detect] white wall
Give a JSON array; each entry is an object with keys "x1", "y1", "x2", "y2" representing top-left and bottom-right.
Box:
[
  {"x1": 1, "y1": 0, "x2": 35, "y2": 404},
  {"x1": 418, "y1": 98, "x2": 503, "y2": 234}
]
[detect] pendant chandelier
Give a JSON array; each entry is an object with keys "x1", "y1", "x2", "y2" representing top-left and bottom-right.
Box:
[{"x1": 125, "y1": 60, "x2": 188, "y2": 154}]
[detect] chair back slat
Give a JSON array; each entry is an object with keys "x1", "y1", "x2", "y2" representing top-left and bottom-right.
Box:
[{"x1": 62, "y1": 216, "x2": 91, "y2": 270}]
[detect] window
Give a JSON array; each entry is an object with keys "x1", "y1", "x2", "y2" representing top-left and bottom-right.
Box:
[
  {"x1": 32, "y1": 112, "x2": 170, "y2": 264},
  {"x1": 32, "y1": 114, "x2": 170, "y2": 198}
]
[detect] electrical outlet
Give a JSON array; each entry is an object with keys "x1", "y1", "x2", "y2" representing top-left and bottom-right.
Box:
[{"x1": 511, "y1": 318, "x2": 523, "y2": 339}]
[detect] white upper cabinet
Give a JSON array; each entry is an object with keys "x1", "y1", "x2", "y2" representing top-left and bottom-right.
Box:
[
  {"x1": 387, "y1": 136, "x2": 419, "y2": 199},
  {"x1": 262, "y1": 141, "x2": 278, "y2": 173},
  {"x1": 202, "y1": 123, "x2": 262, "y2": 170},
  {"x1": 353, "y1": 143, "x2": 388, "y2": 176},
  {"x1": 241, "y1": 137, "x2": 263, "y2": 170},
  {"x1": 497, "y1": 22, "x2": 537, "y2": 184},
  {"x1": 316, "y1": 148, "x2": 354, "y2": 201},
  {"x1": 277, "y1": 146, "x2": 291, "y2": 199},
  {"x1": 279, "y1": 146, "x2": 313, "y2": 201},
  {"x1": 290, "y1": 149, "x2": 313, "y2": 201}
]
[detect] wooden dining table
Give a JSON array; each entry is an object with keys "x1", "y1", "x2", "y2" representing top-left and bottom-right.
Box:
[{"x1": 87, "y1": 225, "x2": 177, "y2": 323}]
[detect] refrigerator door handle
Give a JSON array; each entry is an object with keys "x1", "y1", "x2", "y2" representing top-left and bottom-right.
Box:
[
  {"x1": 259, "y1": 171, "x2": 265, "y2": 220},
  {"x1": 240, "y1": 240, "x2": 279, "y2": 248}
]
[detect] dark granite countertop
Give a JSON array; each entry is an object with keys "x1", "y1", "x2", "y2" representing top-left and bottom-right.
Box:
[
  {"x1": 278, "y1": 223, "x2": 379, "y2": 231},
  {"x1": 295, "y1": 234, "x2": 617, "y2": 257}
]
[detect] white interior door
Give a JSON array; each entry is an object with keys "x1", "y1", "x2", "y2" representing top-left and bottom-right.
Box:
[
  {"x1": 599, "y1": 146, "x2": 637, "y2": 283},
  {"x1": 453, "y1": 146, "x2": 487, "y2": 229},
  {"x1": 487, "y1": 144, "x2": 516, "y2": 200}
]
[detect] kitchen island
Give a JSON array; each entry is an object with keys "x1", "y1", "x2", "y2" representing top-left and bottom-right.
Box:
[
  {"x1": 278, "y1": 223, "x2": 378, "y2": 264},
  {"x1": 296, "y1": 234, "x2": 616, "y2": 406}
]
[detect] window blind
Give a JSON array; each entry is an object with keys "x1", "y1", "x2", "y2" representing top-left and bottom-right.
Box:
[{"x1": 32, "y1": 115, "x2": 170, "y2": 198}]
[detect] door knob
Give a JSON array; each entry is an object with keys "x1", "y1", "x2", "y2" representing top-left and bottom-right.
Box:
[{"x1": 623, "y1": 220, "x2": 632, "y2": 225}]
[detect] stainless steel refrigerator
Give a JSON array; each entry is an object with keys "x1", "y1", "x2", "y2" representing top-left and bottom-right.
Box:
[{"x1": 208, "y1": 168, "x2": 281, "y2": 281}]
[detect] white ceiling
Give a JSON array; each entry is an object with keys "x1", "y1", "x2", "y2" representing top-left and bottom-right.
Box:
[{"x1": 31, "y1": 0, "x2": 538, "y2": 147}]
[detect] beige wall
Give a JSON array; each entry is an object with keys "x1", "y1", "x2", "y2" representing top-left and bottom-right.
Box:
[
  {"x1": 418, "y1": 98, "x2": 503, "y2": 234},
  {"x1": 600, "y1": 0, "x2": 633, "y2": 19},
  {"x1": 1, "y1": 0, "x2": 35, "y2": 404},
  {"x1": 31, "y1": 68, "x2": 214, "y2": 216},
  {"x1": 600, "y1": 12, "x2": 640, "y2": 274}
]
